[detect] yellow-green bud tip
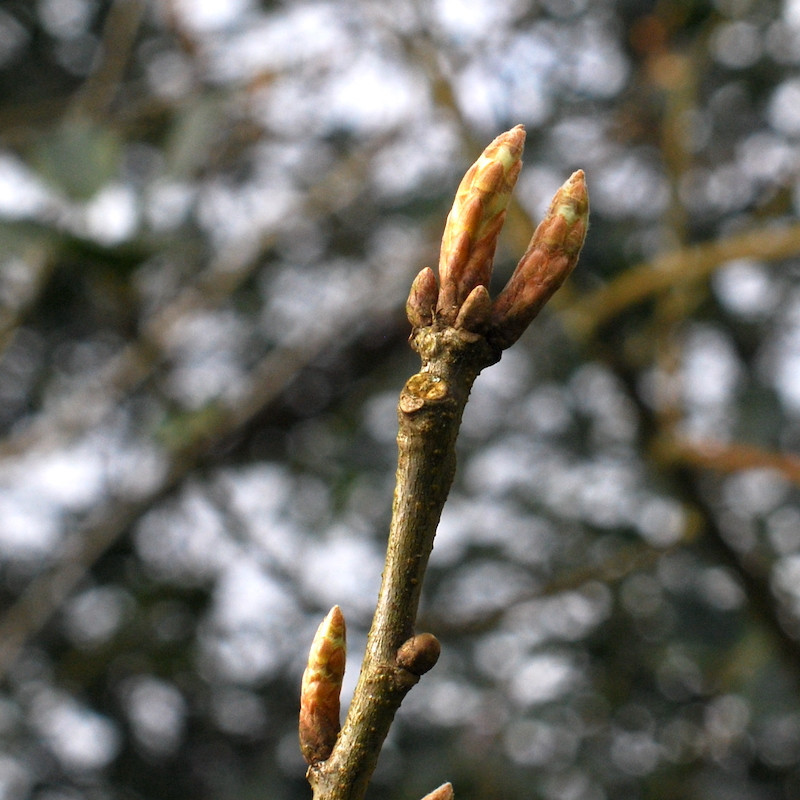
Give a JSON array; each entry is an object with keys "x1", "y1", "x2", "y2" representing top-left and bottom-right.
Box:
[{"x1": 555, "y1": 170, "x2": 588, "y2": 224}]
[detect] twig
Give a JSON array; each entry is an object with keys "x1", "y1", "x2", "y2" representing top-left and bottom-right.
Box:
[{"x1": 301, "y1": 127, "x2": 589, "y2": 800}]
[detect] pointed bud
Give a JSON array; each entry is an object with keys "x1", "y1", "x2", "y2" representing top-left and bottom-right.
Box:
[
  {"x1": 396, "y1": 632, "x2": 441, "y2": 676},
  {"x1": 453, "y1": 284, "x2": 492, "y2": 334},
  {"x1": 437, "y1": 126, "x2": 526, "y2": 324},
  {"x1": 406, "y1": 267, "x2": 439, "y2": 329},
  {"x1": 420, "y1": 783, "x2": 455, "y2": 800},
  {"x1": 489, "y1": 170, "x2": 588, "y2": 349},
  {"x1": 299, "y1": 606, "x2": 347, "y2": 764}
]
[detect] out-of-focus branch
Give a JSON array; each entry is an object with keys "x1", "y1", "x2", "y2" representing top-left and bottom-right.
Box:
[
  {"x1": 670, "y1": 462, "x2": 800, "y2": 682},
  {"x1": 0, "y1": 233, "x2": 275, "y2": 461},
  {"x1": 655, "y1": 435, "x2": 800, "y2": 488},
  {"x1": 598, "y1": 335, "x2": 800, "y2": 690},
  {"x1": 71, "y1": 0, "x2": 147, "y2": 119},
  {"x1": 426, "y1": 541, "x2": 682, "y2": 639},
  {"x1": 0, "y1": 284, "x2": 399, "y2": 679},
  {"x1": 0, "y1": 126, "x2": 399, "y2": 463},
  {"x1": 566, "y1": 221, "x2": 800, "y2": 338}
]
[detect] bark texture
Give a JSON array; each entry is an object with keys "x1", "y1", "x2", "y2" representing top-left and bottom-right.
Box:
[{"x1": 307, "y1": 326, "x2": 498, "y2": 800}]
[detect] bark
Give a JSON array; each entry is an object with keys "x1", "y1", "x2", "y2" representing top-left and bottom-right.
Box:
[{"x1": 307, "y1": 325, "x2": 499, "y2": 800}]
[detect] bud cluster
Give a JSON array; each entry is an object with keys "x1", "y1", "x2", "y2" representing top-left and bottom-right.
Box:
[{"x1": 406, "y1": 125, "x2": 588, "y2": 350}]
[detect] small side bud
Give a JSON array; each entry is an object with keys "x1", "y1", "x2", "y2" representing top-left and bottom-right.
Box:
[
  {"x1": 437, "y1": 125, "x2": 526, "y2": 324},
  {"x1": 420, "y1": 783, "x2": 455, "y2": 800},
  {"x1": 489, "y1": 170, "x2": 588, "y2": 349},
  {"x1": 396, "y1": 632, "x2": 441, "y2": 676},
  {"x1": 299, "y1": 605, "x2": 347, "y2": 764},
  {"x1": 454, "y1": 284, "x2": 492, "y2": 334},
  {"x1": 406, "y1": 267, "x2": 439, "y2": 329}
]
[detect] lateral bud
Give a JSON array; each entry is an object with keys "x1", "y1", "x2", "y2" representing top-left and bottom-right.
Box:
[
  {"x1": 406, "y1": 267, "x2": 439, "y2": 329},
  {"x1": 420, "y1": 783, "x2": 455, "y2": 800},
  {"x1": 454, "y1": 284, "x2": 492, "y2": 334},
  {"x1": 299, "y1": 605, "x2": 347, "y2": 764},
  {"x1": 489, "y1": 169, "x2": 588, "y2": 349},
  {"x1": 396, "y1": 632, "x2": 441, "y2": 676}
]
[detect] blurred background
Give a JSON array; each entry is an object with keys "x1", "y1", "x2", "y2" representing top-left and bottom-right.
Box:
[{"x1": 2, "y1": 0, "x2": 800, "y2": 798}]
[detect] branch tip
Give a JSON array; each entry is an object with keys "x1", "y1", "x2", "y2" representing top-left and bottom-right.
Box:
[
  {"x1": 317, "y1": 131, "x2": 588, "y2": 800},
  {"x1": 407, "y1": 127, "x2": 587, "y2": 353}
]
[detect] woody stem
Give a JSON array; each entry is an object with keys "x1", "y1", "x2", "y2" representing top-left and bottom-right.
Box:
[{"x1": 307, "y1": 325, "x2": 498, "y2": 800}]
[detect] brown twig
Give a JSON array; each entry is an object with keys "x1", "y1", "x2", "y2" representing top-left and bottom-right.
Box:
[
  {"x1": 302, "y1": 127, "x2": 589, "y2": 800},
  {"x1": 307, "y1": 326, "x2": 497, "y2": 800}
]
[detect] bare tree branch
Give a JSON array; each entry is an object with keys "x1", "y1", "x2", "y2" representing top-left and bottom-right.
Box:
[{"x1": 303, "y1": 127, "x2": 589, "y2": 800}]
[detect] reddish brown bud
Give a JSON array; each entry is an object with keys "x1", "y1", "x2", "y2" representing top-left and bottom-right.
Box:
[
  {"x1": 436, "y1": 125, "x2": 526, "y2": 324},
  {"x1": 396, "y1": 632, "x2": 441, "y2": 676},
  {"x1": 299, "y1": 606, "x2": 346, "y2": 764},
  {"x1": 406, "y1": 267, "x2": 439, "y2": 329},
  {"x1": 420, "y1": 783, "x2": 455, "y2": 800},
  {"x1": 454, "y1": 284, "x2": 492, "y2": 334},
  {"x1": 489, "y1": 170, "x2": 588, "y2": 349}
]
